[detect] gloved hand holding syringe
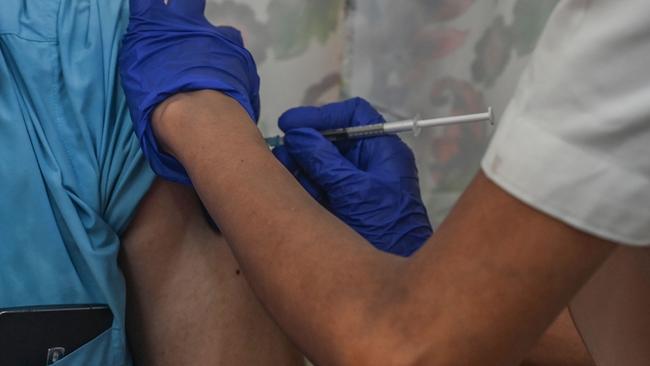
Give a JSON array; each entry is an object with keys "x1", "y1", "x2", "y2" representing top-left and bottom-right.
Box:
[{"x1": 265, "y1": 107, "x2": 494, "y2": 147}]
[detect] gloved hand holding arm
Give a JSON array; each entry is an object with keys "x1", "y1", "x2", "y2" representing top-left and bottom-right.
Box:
[
  {"x1": 273, "y1": 98, "x2": 432, "y2": 256},
  {"x1": 120, "y1": 0, "x2": 260, "y2": 184}
]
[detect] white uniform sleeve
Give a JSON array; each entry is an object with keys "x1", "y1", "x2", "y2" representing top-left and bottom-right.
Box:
[{"x1": 482, "y1": 0, "x2": 650, "y2": 246}]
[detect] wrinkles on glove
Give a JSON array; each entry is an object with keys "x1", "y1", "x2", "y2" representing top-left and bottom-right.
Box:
[{"x1": 120, "y1": 0, "x2": 260, "y2": 184}]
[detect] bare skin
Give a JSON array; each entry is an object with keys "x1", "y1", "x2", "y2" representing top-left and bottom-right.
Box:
[
  {"x1": 118, "y1": 180, "x2": 594, "y2": 366},
  {"x1": 119, "y1": 178, "x2": 303, "y2": 365},
  {"x1": 522, "y1": 309, "x2": 594, "y2": 366},
  {"x1": 142, "y1": 90, "x2": 619, "y2": 365},
  {"x1": 116, "y1": 146, "x2": 595, "y2": 366},
  {"x1": 118, "y1": 170, "x2": 594, "y2": 366},
  {"x1": 118, "y1": 111, "x2": 596, "y2": 366},
  {"x1": 570, "y1": 246, "x2": 650, "y2": 366},
  {"x1": 143, "y1": 90, "x2": 621, "y2": 365}
]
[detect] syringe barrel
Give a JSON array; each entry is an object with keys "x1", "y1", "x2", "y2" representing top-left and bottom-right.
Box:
[
  {"x1": 322, "y1": 123, "x2": 385, "y2": 142},
  {"x1": 266, "y1": 108, "x2": 493, "y2": 146}
]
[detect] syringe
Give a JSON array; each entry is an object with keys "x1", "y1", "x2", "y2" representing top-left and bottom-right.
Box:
[{"x1": 264, "y1": 108, "x2": 494, "y2": 147}]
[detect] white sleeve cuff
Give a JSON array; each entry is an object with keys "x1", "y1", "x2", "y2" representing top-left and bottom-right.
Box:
[{"x1": 482, "y1": 115, "x2": 650, "y2": 247}]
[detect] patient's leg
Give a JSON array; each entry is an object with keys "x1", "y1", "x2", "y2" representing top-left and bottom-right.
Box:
[{"x1": 120, "y1": 179, "x2": 303, "y2": 365}]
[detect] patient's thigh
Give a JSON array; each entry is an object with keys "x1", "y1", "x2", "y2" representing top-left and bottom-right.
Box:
[{"x1": 120, "y1": 179, "x2": 303, "y2": 365}]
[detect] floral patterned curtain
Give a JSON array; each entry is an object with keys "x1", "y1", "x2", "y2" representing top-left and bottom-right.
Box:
[
  {"x1": 206, "y1": 0, "x2": 559, "y2": 225},
  {"x1": 205, "y1": 0, "x2": 346, "y2": 138}
]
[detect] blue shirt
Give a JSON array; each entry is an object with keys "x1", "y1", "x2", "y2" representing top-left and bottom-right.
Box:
[{"x1": 0, "y1": 0, "x2": 154, "y2": 363}]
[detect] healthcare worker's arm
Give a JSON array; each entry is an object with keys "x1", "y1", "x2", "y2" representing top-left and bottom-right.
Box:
[
  {"x1": 149, "y1": 89, "x2": 614, "y2": 365},
  {"x1": 273, "y1": 98, "x2": 595, "y2": 366}
]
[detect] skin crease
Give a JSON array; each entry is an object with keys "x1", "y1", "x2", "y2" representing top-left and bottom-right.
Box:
[
  {"x1": 522, "y1": 309, "x2": 594, "y2": 366},
  {"x1": 119, "y1": 179, "x2": 303, "y2": 365},
  {"x1": 148, "y1": 90, "x2": 616, "y2": 365},
  {"x1": 569, "y1": 246, "x2": 650, "y2": 366}
]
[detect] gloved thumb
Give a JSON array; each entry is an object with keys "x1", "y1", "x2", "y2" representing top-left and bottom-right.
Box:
[{"x1": 284, "y1": 128, "x2": 363, "y2": 192}]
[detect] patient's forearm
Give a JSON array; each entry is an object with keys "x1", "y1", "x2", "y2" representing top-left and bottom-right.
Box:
[{"x1": 153, "y1": 90, "x2": 400, "y2": 364}]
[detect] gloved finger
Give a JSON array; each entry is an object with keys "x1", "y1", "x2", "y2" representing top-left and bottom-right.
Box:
[
  {"x1": 349, "y1": 97, "x2": 386, "y2": 126},
  {"x1": 278, "y1": 97, "x2": 385, "y2": 133},
  {"x1": 284, "y1": 128, "x2": 363, "y2": 192},
  {"x1": 215, "y1": 26, "x2": 245, "y2": 47},
  {"x1": 129, "y1": 0, "x2": 164, "y2": 16},
  {"x1": 358, "y1": 136, "x2": 419, "y2": 179},
  {"x1": 273, "y1": 146, "x2": 324, "y2": 202},
  {"x1": 168, "y1": 0, "x2": 206, "y2": 18}
]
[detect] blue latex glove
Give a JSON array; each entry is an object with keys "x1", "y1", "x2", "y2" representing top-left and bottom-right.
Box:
[
  {"x1": 120, "y1": 0, "x2": 260, "y2": 184},
  {"x1": 273, "y1": 98, "x2": 433, "y2": 256}
]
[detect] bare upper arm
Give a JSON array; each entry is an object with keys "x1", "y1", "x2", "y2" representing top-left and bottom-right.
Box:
[
  {"x1": 119, "y1": 179, "x2": 302, "y2": 366},
  {"x1": 371, "y1": 172, "x2": 615, "y2": 365}
]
